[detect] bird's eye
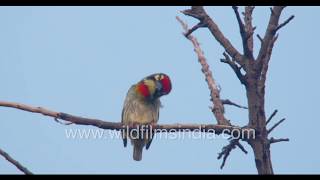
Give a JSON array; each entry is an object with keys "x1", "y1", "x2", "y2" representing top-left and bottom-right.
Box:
[{"x1": 154, "y1": 74, "x2": 164, "y2": 81}]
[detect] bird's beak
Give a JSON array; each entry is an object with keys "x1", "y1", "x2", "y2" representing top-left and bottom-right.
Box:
[{"x1": 156, "y1": 81, "x2": 162, "y2": 92}]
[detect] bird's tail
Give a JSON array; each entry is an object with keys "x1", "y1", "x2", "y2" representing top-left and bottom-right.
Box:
[{"x1": 133, "y1": 140, "x2": 144, "y2": 161}]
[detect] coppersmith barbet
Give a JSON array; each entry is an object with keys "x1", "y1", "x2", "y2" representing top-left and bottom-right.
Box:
[{"x1": 121, "y1": 73, "x2": 172, "y2": 161}]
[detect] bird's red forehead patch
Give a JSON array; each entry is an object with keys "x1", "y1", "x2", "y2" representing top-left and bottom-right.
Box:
[
  {"x1": 161, "y1": 75, "x2": 172, "y2": 94},
  {"x1": 137, "y1": 82, "x2": 150, "y2": 98}
]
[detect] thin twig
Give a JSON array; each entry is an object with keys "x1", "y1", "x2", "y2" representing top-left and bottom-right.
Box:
[
  {"x1": 266, "y1": 109, "x2": 278, "y2": 125},
  {"x1": 257, "y1": 34, "x2": 263, "y2": 43},
  {"x1": 275, "y1": 15, "x2": 294, "y2": 32},
  {"x1": 0, "y1": 148, "x2": 33, "y2": 175},
  {"x1": 235, "y1": 141, "x2": 248, "y2": 154},
  {"x1": 269, "y1": 137, "x2": 289, "y2": 144},
  {"x1": 267, "y1": 118, "x2": 286, "y2": 134},
  {"x1": 221, "y1": 99, "x2": 248, "y2": 109}
]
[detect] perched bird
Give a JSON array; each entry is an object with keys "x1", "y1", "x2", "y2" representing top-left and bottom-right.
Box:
[{"x1": 121, "y1": 73, "x2": 172, "y2": 161}]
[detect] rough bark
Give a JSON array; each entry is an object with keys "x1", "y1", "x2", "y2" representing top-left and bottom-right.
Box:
[
  {"x1": 246, "y1": 76, "x2": 273, "y2": 174},
  {"x1": 181, "y1": 6, "x2": 293, "y2": 174}
]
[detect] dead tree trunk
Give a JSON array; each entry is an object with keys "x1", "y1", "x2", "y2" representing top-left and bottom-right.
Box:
[
  {"x1": 246, "y1": 73, "x2": 273, "y2": 174},
  {"x1": 180, "y1": 6, "x2": 294, "y2": 174}
]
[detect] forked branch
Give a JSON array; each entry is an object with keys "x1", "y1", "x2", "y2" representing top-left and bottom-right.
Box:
[
  {"x1": 232, "y1": 6, "x2": 254, "y2": 59},
  {"x1": 182, "y1": 6, "x2": 245, "y2": 69},
  {"x1": 220, "y1": 52, "x2": 246, "y2": 85},
  {"x1": 217, "y1": 139, "x2": 248, "y2": 169}
]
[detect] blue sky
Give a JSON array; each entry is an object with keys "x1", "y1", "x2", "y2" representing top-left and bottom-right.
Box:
[{"x1": 0, "y1": 6, "x2": 319, "y2": 174}]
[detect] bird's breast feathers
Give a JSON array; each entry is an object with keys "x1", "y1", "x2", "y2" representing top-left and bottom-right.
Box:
[{"x1": 122, "y1": 86, "x2": 160, "y2": 125}]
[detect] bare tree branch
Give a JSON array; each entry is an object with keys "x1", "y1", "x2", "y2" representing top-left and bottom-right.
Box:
[
  {"x1": 217, "y1": 139, "x2": 248, "y2": 169},
  {"x1": 269, "y1": 137, "x2": 289, "y2": 144},
  {"x1": 0, "y1": 100, "x2": 255, "y2": 136},
  {"x1": 181, "y1": 6, "x2": 207, "y2": 20},
  {"x1": 258, "y1": 34, "x2": 278, "y2": 94},
  {"x1": 236, "y1": 141, "x2": 248, "y2": 154},
  {"x1": 244, "y1": 6, "x2": 255, "y2": 55},
  {"x1": 257, "y1": 34, "x2": 263, "y2": 43},
  {"x1": 182, "y1": 6, "x2": 245, "y2": 70},
  {"x1": 0, "y1": 148, "x2": 33, "y2": 175},
  {"x1": 221, "y1": 99, "x2": 248, "y2": 109},
  {"x1": 275, "y1": 15, "x2": 295, "y2": 32},
  {"x1": 266, "y1": 109, "x2": 278, "y2": 125},
  {"x1": 176, "y1": 16, "x2": 231, "y2": 126},
  {"x1": 268, "y1": 118, "x2": 286, "y2": 134},
  {"x1": 220, "y1": 52, "x2": 247, "y2": 85},
  {"x1": 218, "y1": 139, "x2": 237, "y2": 169},
  {"x1": 184, "y1": 21, "x2": 207, "y2": 37},
  {"x1": 256, "y1": 6, "x2": 286, "y2": 69},
  {"x1": 232, "y1": 6, "x2": 253, "y2": 59},
  {"x1": 232, "y1": 6, "x2": 245, "y2": 39}
]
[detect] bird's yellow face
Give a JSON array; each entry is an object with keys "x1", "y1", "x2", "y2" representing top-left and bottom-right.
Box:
[{"x1": 135, "y1": 73, "x2": 172, "y2": 100}]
